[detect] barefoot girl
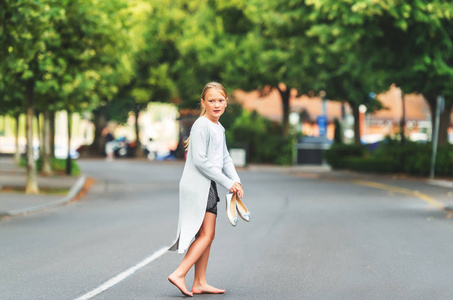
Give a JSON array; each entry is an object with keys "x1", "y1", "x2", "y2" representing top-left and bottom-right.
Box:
[{"x1": 168, "y1": 82, "x2": 244, "y2": 296}]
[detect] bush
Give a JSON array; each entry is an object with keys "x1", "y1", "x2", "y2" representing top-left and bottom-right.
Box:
[
  {"x1": 436, "y1": 145, "x2": 453, "y2": 176},
  {"x1": 325, "y1": 136, "x2": 453, "y2": 177},
  {"x1": 373, "y1": 137, "x2": 453, "y2": 176},
  {"x1": 324, "y1": 143, "x2": 366, "y2": 169},
  {"x1": 20, "y1": 157, "x2": 81, "y2": 175},
  {"x1": 220, "y1": 102, "x2": 244, "y2": 131},
  {"x1": 343, "y1": 157, "x2": 398, "y2": 173},
  {"x1": 226, "y1": 110, "x2": 294, "y2": 165}
]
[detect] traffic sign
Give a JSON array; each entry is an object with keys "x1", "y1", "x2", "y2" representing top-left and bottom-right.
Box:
[{"x1": 317, "y1": 115, "x2": 327, "y2": 137}]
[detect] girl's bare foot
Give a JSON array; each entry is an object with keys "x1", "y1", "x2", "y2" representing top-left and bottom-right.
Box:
[
  {"x1": 168, "y1": 273, "x2": 193, "y2": 297},
  {"x1": 192, "y1": 283, "x2": 225, "y2": 294}
]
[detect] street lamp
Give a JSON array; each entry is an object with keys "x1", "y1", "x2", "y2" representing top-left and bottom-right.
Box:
[
  {"x1": 359, "y1": 104, "x2": 367, "y2": 114},
  {"x1": 358, "y1": 104, "x2": 367, "y2": 140}
]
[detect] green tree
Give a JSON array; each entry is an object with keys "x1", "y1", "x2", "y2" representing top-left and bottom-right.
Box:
[
  {"x1": 0, "y1": 79, "x2": 24, "y2": 163},
  {"x1": 218, "y1": 0, "x2": 312, "y2": 136},
  {"x1": 88, "y1": 0, "x2": 135, "y2": 156},
  {"x1": 47, "y1": 0, "x2": 131, "y2": 172},
  {"x1": 105, "y1": 0, "x2": 178, "y2": 157},
  {"x1": 160, "y1": 0, "x2": 327, "y2": 139},
  {"x1": 373, "y1": 1, "x2": 453, "y2": 145},
  {"x1": 0, "y1": 0, "x2": 55, "y2": 193},
  {"x1": 299, "y1": 0, "x2": 388, "y2": 144},
  {"x1": 0, "y1": 0, "x2": 132, "y2": 183},
  {"x1": 303, "y1": 0, "x2": 453, "y2": 145}
]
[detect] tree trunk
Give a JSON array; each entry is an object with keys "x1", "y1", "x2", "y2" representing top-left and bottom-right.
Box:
[
  {"x1": 25, "y1": 81, "x2": 39, "y2": 194},
  {"x1": 36, "y1": 110, "x2": 43, "y2": 158},
  {"x1": 351, "y1": 103, "x2": 361, "y2": 145},
  {"x1": 14, "y1": 113, "x2": 21, "y2": 164},
  {"x1": 333, "y1": 118, "x2": 343, "y2": 144},
  {"x1": 438, "y1": 103, "x2": 452, "y2": 145},
  {"x1": 276, "y1": 85, "x2": 291, "y2": 136},
  {"x1": 427, "y1": 96, "x2": 453, "y2": 145},
  {"x1": 65, "y1": 110, "x2": 72, "y2": 175},
  {"x1": 50, "y1": 110, "x2": 55, "y2": 158},
  {"x1": 2, "y1": 116, "x2": 6, "y2": 138},
  {"x1": 400, "y1": 90, "x2": 406, "y2": 145},
  {"x1": 42, "y1": 110, "x2": 52, "y2": 175},
  {"x1": 91, "y1": 105, "x2": 107, "y2": 156},
  {"x1": 134, "y1": 106, "x2": 144, "y2": 158}
]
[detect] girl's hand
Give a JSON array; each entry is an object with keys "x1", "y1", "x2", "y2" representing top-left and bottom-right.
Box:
[{"x1": 229, "y1": 182, "x2": 244, "y2": 199}]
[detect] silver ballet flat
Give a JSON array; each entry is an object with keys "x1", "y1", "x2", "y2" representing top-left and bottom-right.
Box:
[
  {"x1": 225, "y1": 192, "x2": 238, "y2": 227},
  {"x1": 236, "y1": 196, "x2": 251, "y2": 222}
]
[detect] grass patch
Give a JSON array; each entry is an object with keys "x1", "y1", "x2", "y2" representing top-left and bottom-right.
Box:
[
  {"x1": 19, "y1": 157, "x2": 81, "y2": 176},
  {"x1": 0, "y1": 186, "x2": 69, "y2": 195}
]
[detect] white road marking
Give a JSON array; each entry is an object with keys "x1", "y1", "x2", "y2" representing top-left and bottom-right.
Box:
[{"x1": 74, "y1": 247, "x2": 168, "y2": 300}]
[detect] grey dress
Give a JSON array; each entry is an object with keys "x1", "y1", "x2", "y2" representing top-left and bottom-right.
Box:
[{"x1": 169, "y1": 116, "x2": 241, "y2": 253}]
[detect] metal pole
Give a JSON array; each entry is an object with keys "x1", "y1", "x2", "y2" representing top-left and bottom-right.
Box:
[
  {"x1": 66, "y1": 110, "x2": 72, "y2": 175},
  {"x1": 429, "y1": 95, "x2": 444, "y2": 179}
]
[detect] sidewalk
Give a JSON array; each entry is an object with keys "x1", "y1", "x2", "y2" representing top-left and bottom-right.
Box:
[{"x1": 0, "y1": 157, "x2": 86, "y2": 218}]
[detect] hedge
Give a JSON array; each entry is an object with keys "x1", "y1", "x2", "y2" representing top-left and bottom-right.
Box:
[{"x1": 324, "y1": 138, "x2": 453, "y2": 177}]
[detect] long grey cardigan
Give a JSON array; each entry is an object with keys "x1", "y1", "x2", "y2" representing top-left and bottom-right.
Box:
[{"x1": 169, "y1": 116, "x2": 241, "y2": 253}]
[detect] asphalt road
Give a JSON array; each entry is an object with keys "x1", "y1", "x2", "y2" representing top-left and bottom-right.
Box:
[{"x1": 1, "y1": 159, "x2": 453, "y2": 300}]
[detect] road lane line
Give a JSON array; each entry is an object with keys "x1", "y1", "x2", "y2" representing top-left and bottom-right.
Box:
[
  {"x1": 351, "y1": 180, "x2": 445, "y2": 209},
  {"x1": 74, "y1": 247, "x2": 168, "y2": 300}
]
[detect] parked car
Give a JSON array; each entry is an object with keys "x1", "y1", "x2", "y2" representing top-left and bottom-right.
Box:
[{"x1": 114, "y1": 137, "x2": 135, "y2": 157}]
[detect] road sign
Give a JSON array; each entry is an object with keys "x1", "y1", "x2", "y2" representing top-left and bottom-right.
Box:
[{"x1": 317, "y1": 115, "x2": 327, "y2": 137}]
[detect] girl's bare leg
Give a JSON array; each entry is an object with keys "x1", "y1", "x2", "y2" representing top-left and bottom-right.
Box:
[
  {"x1": 192, "y1": 237, "x2": 225, "y2": 294},
  {"x1": 168, "y1": 212, "x2": 217, "y2": 296}
]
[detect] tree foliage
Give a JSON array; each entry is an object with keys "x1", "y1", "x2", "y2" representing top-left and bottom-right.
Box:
[
  {"x1": 0, "y1": 0, "x2": 131, "y2": 186},
  {"x1": 302, "y1": 0, "x2": 453, "y2": 144},
  {"x1": 1, "y1": 0, "x2": 452, "y2": 169}
]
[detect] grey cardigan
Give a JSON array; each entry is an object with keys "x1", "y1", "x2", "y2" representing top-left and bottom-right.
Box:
[{"x1": 169, "y1": 116, "x2": 241, "y2": 253}]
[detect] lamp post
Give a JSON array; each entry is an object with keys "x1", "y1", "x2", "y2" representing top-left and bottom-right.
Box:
[
  {"x1": 430, "y1": 95, "x2": 445, "y2": 179},
  {"x1": 359, "y1": 104, "x2": 367, "y2": 139}
]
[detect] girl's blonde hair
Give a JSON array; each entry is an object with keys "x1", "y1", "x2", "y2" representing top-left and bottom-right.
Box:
[{"x1": 184, "y1": 82, "x2": 228, "y2": 151}]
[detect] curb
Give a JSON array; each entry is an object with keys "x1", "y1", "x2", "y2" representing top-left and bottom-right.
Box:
[
  {"x1": 427, "y1": 179, "x2": 453, "y2": 189},
  {"x1": 0, "y1": 175, "x2": 87, "y2": 218}
]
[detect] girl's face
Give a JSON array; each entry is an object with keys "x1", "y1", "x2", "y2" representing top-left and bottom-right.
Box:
[{"x1": 202, "y1": 88, "x2": 227, "y2": 123}]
